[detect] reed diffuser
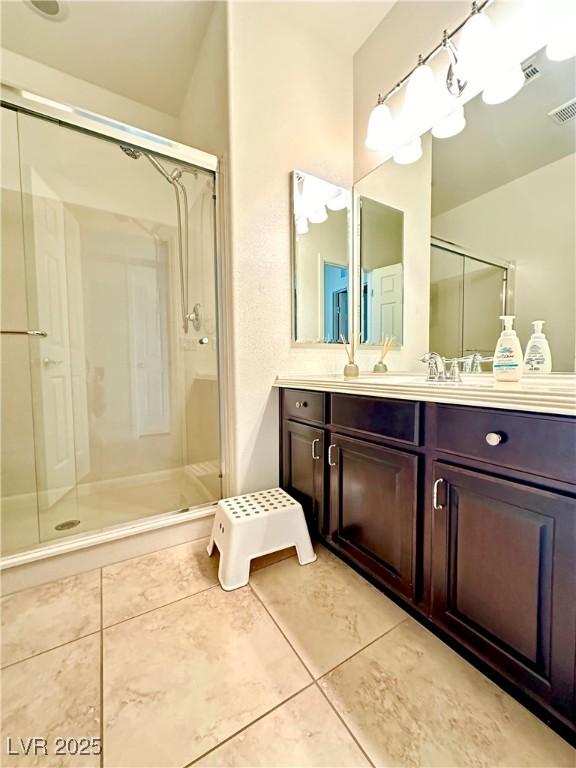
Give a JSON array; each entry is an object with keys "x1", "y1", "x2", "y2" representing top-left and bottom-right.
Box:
[
  {"x1": 373, "y1": 336, "x2": 395, "y2": 373},
  {"x1": 340, "y1": 334, "x2": 359, "y2": 378}
]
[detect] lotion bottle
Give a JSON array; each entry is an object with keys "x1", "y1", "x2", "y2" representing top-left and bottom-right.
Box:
[
  {"x1": 493, "y1": 315, "x2": 523, "y2": 381},
  {"x1": 524, "y1": 320, "x2": 552, "y2": 373}
]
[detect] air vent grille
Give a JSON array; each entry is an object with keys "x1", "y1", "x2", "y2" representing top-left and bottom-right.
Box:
[
  {"x1": 522, "y1": 61, "x2": 541, "y2": 82},
  {"x1": 548, "y1": 98, "x2": 576, "y2": 125}
]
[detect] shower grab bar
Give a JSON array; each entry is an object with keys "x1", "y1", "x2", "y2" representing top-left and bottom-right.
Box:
[{"x1": 1, "y1": 329, "x2": 47, "y2": 337}]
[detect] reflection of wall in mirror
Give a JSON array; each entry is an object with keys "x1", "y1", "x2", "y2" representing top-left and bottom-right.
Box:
[
  {"x1": 433, "y1": 153, "x2": 576, "y2": 371},
  {"x1": 295, "y1": 207, "x2": 348, "y2": 342}
]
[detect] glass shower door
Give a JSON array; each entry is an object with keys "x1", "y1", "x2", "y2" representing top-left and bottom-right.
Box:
[
  {"x1": 1, "y1": 109, "x2": 221, "y2": 555},
  {"x1": 1, "y1": 107, "x2": 41, "y2": 554}
]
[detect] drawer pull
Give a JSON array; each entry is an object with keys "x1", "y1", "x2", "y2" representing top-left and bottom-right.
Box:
[
  {"x1": 485, "y1": 432, "x2": 503, "y2": 447},
  {"x1": 311, "y1": 438, "x2": 320, "y2": 461},
  {"x1": 295, "y1": 400, "x2": 308, "y2": 409},
  {"x1": 328, "y1": 444, "x2": 337, "y2": 467},
  {"x1": 433, "y1": 478, "x2": 445, "y2": 511}
]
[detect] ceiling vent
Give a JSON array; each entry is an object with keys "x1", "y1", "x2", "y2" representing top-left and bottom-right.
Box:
[
  {"x1": 522, "y1": 61, "x2": 541, "y2": 82},
  {"x1": 548, "y1": 98, "x2": 576, "y2": 125}
]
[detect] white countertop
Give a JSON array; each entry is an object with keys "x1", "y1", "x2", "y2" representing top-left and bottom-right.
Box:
[{"x1": 274, "y1": 372, "x2": 576, "y2": 417}]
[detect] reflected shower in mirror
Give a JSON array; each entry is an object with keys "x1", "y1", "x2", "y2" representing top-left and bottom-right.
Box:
[
  {"x1": 359, "y1": 197, "x2": 404, "y2": 345},
  {"x1": 431, "y1": 46, "x2": 576, "y2": 371},
  {"x1": 291, "y1": 170, "x2": 351, "y2": 343}
]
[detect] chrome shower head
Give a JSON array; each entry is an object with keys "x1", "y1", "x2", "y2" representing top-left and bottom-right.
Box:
[{"x1": 120, "y1": 145, "x2": 142, "y2": 160}]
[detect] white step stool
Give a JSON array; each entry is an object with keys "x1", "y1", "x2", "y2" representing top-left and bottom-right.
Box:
[{"x1": 207, "y1": 488, "x2": 317, "y2": 591}]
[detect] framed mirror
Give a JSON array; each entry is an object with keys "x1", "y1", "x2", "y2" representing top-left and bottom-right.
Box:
[
  {"x1": 430, "y1": 46, "x2": 575, "y2": 371},
  {"x1": 291, "y1": 170, "x2": 351, "y2": 344}
]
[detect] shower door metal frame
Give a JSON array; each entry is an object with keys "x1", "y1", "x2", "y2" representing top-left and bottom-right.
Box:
[
  {"x1": 1, "y1": 83, "x2": 217, "y2": 172},
  {"x1": 0, "y1": 84, "x2": 232, "y2": 568}
]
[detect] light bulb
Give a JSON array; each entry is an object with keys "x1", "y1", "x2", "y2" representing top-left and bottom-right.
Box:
[
  {"x1": 295, "y1": 216, "x2": 309, "y2": 235},
  {"x1": 482, "y1": 64, "x2": 524, "y2": 104},
  {"x1": 393, "y1": 136, "x2": 422, "y2": 165},
  {"x1": 545, "y1": 2, "x2": 576, "y2": 61},
  {"x1": 365, "y1": 101, "x2": 393, "y2": 151},
  {"x1": 458, "y1": 11, "x2": 497, "y2": 91},
  {"x1": 326, "y1": 190, "x2": 350, "y2": 211},
  {"x1": 547, "y1": 29, "x2": 576, "y2": 61},
  {"x1": 432, "y1": 105, "x2": 466, "y2": 138},
  {"x1": 308, "y1": 206, "x2": 328, "y2": 224},
  {"x1": 404, "y1": 62, "x2": 438, "y2": 133}
]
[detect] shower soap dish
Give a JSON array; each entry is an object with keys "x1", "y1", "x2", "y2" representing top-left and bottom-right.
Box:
[{"x1": 207, "y1": 488, "x2": 316, "y2": 591}]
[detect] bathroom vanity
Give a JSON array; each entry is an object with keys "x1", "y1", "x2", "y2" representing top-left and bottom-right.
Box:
[{"x1": 276, "y1": 375, "x2": 576, "y2": 737}]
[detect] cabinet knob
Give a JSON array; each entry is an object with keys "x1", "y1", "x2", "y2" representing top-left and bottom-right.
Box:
[
  {"x1": 485, "y1": 432, "x2": 503, "y2": 447},
  {"x1": 295, "y1": 400, "x2": 308, "y2": 409}
]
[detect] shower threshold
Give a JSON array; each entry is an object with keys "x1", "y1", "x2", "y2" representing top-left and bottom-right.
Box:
[{"x1": 0, "y1": 501, "x2": 218, "y2": 571}]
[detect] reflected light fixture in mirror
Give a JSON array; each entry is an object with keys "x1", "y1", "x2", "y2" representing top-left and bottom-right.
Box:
[
  {"x1": 291, "y1": 170, "x2": 351, "y2": 344},
  {"x1": 545, "y1": 2, "x2": 576, "y2": 62},
  {"x1": 394, "y1": 137, "x2": 423, "y2": 165}
]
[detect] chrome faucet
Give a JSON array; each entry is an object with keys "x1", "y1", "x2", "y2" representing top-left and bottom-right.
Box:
[{"x1": 420, "y1": 352, "x2": 446, "y2": 381}]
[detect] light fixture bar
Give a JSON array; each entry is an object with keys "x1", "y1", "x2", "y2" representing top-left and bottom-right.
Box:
[{"x1": 375, "y1": 0, "x2": 495, "y2": 106}]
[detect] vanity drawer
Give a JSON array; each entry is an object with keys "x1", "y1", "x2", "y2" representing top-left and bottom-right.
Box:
[
  {"x1": 330, "y1": 394, "x2": 420, "y2": 445},
  {"x1": 435, "y1": 405, "x2": 576, "y2": 484},
  {"x1": 283, "y1": 389, "x2": 325, "y2": 425}
]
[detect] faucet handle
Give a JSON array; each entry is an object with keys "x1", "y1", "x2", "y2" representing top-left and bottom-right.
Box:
[{"x1": 447, "y1": 358, "x2": 462, "y2": 383}]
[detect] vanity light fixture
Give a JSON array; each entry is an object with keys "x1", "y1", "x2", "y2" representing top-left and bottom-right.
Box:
[
  {"x1": 458, "y1": 3, "x2": 524, "y2": 105},
  {"x1": 364, "y1": 0, "x2": 534, "y2": 159},
  {"x1": 365, "y1": 96, "x2": 394, "y2": 152},
  {"x1": 545, "y1": 2, "x2": 576, "y2": 62}
]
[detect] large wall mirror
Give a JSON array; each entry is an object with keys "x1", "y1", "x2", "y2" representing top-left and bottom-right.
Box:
[
  {"x1": 291, "y1": 170, "x2": 351, "y2": 343},
  {"x1": 431, "y1": 46, "x2": 575, "y2": 371}
]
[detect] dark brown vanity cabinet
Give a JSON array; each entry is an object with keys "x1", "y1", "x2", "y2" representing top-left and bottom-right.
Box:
[
  {"x1": 279, "y1": 388, "x2": 576, "y2": 737},
  {"x1": 281, "y1": 419, "x2": 326, "y2": 535},
  {"x1": 430, "y1": 463, "x2": 576, "y2": 720},
  {"x1": 327, "y1": 434, "x2": 418, "y2": 599}
]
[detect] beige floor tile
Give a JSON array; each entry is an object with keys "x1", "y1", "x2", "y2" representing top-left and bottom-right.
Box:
[
  {"x1": 250, "y1": 546, "x2": 296, "y2": 573},
  {"x1": 320, "y1": 618, "x2": 575, "y2": 768},
  {"x1": 102, "y1": 537, "x2": 218, "y2": 625},
  {"x1": 250, "y1": 546, "x2": 407, "y2": 678},
  {"x1": 195, "y1": 685, "x2": 370, "y2": 767},
  {"x1": 103, "y1": 585, "x2": 311, "y2": 768},
  {"x1": 1, "y1": 570, "x2": 101, "y2": 667},
  {"x1": 1, "y1": 634, "x2": 101, "y2": 768}
]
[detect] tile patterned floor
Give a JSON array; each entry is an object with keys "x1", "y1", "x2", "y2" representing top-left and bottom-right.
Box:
[{"x1": 1, "y1": 539, "x2": 574, "y2": 768}]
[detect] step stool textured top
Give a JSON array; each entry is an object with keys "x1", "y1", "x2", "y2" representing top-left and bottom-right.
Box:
[{"x1": 220, "y1": 488, "x2": 298, "y2": 522}]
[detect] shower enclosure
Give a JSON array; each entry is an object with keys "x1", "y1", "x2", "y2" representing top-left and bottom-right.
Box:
[{"x1": 1, "y1": 90, "x2": 222, "y2": 558}]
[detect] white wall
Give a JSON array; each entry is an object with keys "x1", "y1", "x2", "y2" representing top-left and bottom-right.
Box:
[
  {"x1": 432, "y1": 154, "x2": 576, "y2": 371},
  {"x1": 226, "y1": 2, "x2": 357, "y2": 494},
  {"x1": 178, "y1": 3, "x2": 229, "y2": 158},
  {"x1": 1, "y1": 49, "x2": 179, "y2": 139}
]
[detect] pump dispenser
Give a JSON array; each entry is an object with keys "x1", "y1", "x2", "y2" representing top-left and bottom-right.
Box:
[
  {"x1": 524, "y1": 320, "x2": 552, "y2": 373},
  {"x1": 493, "y1": 315, "x2": 523, "y2": 381}
]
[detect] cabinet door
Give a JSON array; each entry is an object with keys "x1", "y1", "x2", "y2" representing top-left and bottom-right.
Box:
[
  {"x1": 431, "y1": 462, "x2": 576, "y2": 718},
  {"x1": 281, "y1": 420, "x2": 325, "y2": 535},
  {"x1": 328, "y1": 433, "x2": 418, "y2": 598}
]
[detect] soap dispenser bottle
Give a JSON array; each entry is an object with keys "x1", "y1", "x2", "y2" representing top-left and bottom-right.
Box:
[
  {"x1": 493, "y1": 315, "x2": 523, "y2": 381},
  {"x1": 524, "y1": 320, "x2": 552, "y2": 373}
]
